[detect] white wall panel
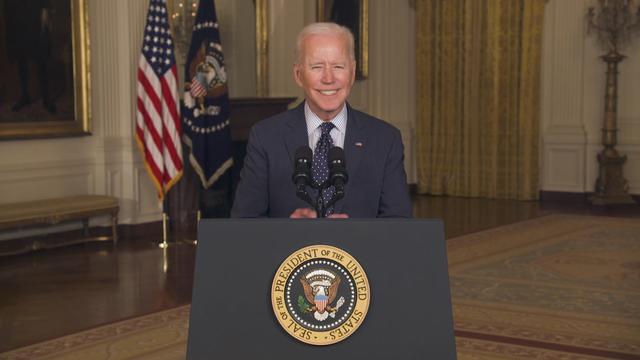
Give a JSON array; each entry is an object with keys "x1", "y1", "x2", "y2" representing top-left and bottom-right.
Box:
[
  {"x1": 543, "y1": 147, "x2": 585, "y2": 191},
  {"x1": 541, "y1": 0, "x2": 640, "y2": 194},
  {"x1": 0, "y1": 161, "x2": 94, "y2": 203},
  {"x1": 267, "y1": 0, "x2": 306, "y2": 98},
  {"x1": 217, "y1": 0, "x2": 257, "y2": 98},
  {"x1": 135, "y1": 167, "x2": 163, "y2": 224},
  {"x1": 621, "y1": 146, "x2": 640, "y2": 193}
]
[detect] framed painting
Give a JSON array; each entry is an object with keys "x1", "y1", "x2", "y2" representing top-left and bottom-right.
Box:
[
  {"x1": 0, "y1": 0, "x2": 90, "y2": 140},
  {"x1": 317, "y1": 0, "x2": 368, "y2": 79}
]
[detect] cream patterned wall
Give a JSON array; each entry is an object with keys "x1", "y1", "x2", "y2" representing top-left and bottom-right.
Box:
[{"x1": 541, "y1": 0, "x2": 640, "y2": 194}]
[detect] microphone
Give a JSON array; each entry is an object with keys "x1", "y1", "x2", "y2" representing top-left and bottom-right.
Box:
[
  {"x1": 292, "y1": 146, "x2": 315, "y2": 208},
  {"x1": 292, "y1": 146, "x2": 313, "y2": 187},
  {"x1": 328, "y1": 146, "x2": 348, "y2": 196}
]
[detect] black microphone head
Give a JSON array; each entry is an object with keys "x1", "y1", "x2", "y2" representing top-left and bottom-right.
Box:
[
  {"x1": 292, "y1": 146, "x2": 313, "y2": 186},
  {"x1": 328, "y1": 146, "x2": 348, "y2": 186},
  {"x1": 328, "y1": 146, "x2": 346, "y2": 167},
  {"x1": 294, "y1": 146, "x2": 313, "y2": 164}
]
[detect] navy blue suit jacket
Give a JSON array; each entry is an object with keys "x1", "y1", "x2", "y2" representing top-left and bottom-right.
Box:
[{"x1": 231, "y1": 102, "x2": 411, "y2": 218}]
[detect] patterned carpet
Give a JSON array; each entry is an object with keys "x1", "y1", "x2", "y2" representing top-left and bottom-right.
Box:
[
  {"x1": 2, "y1": 215, "x2": 638, "y2": 359},
  {"x1": 451, "y1": 215, "x2": 640, "y2": 359},
  {"x1": 0, "y1": 306, "x2": 190, "y2": 360}
]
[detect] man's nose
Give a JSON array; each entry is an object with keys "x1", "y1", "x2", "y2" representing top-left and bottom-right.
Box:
[{"x1": 321, "y1": 68, "x2": 334, "y2": 83}]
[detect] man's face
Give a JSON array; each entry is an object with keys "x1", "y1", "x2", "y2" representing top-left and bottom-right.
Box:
[{"x1": 293, "y1": 33, "x2": 356, "y2": 121}]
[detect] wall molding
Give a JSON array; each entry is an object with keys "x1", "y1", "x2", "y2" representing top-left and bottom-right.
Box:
[
  {"x1": 543, "y1": 146, "x2": 586, "y2": 192},
  {"x1": 540, "y1": 0, "x2": 639, "y2": 195}
]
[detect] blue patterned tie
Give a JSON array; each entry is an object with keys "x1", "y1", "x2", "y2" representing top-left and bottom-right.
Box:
[{"x1": 312, "y1": 122, "x2": 335, "y2": 216}]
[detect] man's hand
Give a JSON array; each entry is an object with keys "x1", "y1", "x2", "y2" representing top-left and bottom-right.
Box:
[
  {"x1": 327, "y1": 213, "x2": 349, "y2": 219},
  {"x1": 290, "y1": 208, "x2": 317, "y2": 218},
  {"x1": 289, "y1": 208, "x2": 350, "y2": 219}
]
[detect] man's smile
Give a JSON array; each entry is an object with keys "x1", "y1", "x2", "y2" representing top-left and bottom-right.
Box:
[{"x1": 318, "y1": 89, "x2": 339, "y2": 96}]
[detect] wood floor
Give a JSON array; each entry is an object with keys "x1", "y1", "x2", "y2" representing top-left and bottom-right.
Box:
[{"x1": 1, "y1": 195, "x2": 638, "y2": 352}]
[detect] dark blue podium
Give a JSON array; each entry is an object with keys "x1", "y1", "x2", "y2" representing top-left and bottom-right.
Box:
[{"x1": 187, "y1": 219, "x2": 456, "y2": 359}]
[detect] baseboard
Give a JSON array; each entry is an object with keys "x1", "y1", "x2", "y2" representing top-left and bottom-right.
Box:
[
  {"x1": 539, "y1": 191, "x2": 590, "y2": 204},
  {"x1": 118, "y1": 221, "x2": 162, "y2": 240},
  {"x1": 0, "y1": 221, "x2": 163, "y2": 257},
  {"x1": 540, "y1": 191, "x2": 640, "y2": 205}
]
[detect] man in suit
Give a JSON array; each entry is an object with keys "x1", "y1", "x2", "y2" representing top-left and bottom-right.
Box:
[{"x1": 231, "y1": 22, "x2": 411, "y2": 218}]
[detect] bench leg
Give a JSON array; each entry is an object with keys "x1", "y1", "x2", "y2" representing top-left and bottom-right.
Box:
[
  {"x1": 111, "y1": 212, "x2": 118, "y2": 244},
  {"x1": 82, "y1": 219, "x2": 89, "y2": 237}
]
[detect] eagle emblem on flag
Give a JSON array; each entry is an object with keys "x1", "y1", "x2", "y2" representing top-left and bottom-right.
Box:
[
  {"x1": 186, "y1": 41, "x2": 227, "y2": 112},
  {"x1": 180, "y1": 0, "x2": 233, "y2": 190},
  {"x1": 300, "y1": 269, "x2": 345, "y2": 321}
]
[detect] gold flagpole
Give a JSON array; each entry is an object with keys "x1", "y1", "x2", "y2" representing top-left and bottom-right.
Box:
[
  {"x1": 194, "y1": 210, "x2": 200, "y2": 245},
  {"x1": 159, "y1": 212, "x2": 169, "y2": 249}
]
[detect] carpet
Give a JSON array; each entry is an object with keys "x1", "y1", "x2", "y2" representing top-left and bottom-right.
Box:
[
  {"x1": 451, "y1": 214, "x2": 640, "y2": 359},
  {"x1": 2, "y1": 215, "x2": 638, "y2": 359},
  {"x1": 0, "y1": 307, "x2": 190, "y2": 360}
]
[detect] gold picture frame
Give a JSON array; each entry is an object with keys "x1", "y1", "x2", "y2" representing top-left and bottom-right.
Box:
[
  {"x1": 0, "y1": 0, "x2": 90, "y2": 140},
  {"x1": 317, "y1": 0, "x2": 368, "y2": 79},
  {"x1": 255, "y1": 0, "x2": 269, "y2": 97}
]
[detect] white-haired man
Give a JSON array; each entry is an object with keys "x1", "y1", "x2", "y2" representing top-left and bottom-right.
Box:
[{"x1": 231, "y1": 22, "x2": 411, "y2": 218}]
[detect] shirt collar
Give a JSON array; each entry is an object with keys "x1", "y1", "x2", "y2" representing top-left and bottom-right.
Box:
[{"x1": 305, "y1": 102, "x2": 347, "y2": 136}]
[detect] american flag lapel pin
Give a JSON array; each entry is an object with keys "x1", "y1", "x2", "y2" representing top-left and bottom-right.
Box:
[{"x1": 355, "y1": 142, "x2": 364, "y2": 147}]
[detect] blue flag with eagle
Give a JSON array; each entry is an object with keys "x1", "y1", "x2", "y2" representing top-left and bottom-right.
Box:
[{"x1": 182, "y1": 0, "x2": 232, "y2": 189}]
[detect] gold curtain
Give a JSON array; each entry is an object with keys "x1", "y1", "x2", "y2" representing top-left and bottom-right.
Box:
[{"x1": 415, "y1": 0, "x2": 545, "y2": 200}]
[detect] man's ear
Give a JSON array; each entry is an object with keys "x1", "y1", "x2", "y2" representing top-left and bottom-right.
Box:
[
  {"x1": 350, "y1": 60, "x2": 356, "y2": 84},
  {"x1": 293, "y1": 63, "x2": 304, "y2": 87}
]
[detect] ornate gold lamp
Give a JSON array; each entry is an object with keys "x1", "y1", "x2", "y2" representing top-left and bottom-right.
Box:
[{"x1": 587, "y1": 0, "x2": 640, "y2": 205}]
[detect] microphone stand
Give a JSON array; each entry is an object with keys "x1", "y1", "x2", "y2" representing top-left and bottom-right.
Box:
[
  {"x1": 295, "y1": 184, "x2": 314, "y2": 209},
  {"x1": 293, "y1": 146, "x2": 347, "y2": 217},
  {"x1": 324, "y1": 188, "x2": 344, "y2": 210},
  {"x1": 295, "y1": 181, "x2": 332, "y2": 218},
  {"x1": 316, "y1": 180, "x2": 345, "y2": 218}
]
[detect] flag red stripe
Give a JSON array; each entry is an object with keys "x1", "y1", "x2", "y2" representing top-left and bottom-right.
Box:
[
  {"x1": 137, "y1": 96, "x2": 172, "y2": 186},
  {"x1": 138, "y1": 69, "x2": 164, "y2": 120},
  {"x1": 161, "y1": 67, "x2": 180, "y2": 129},
  {"x1": 159, "y1": 75, "x2": 183, "y2": 172},
  {"x1": 136, "y1": 125, "x2": 163, "y2": 182},
  {"x1": 158, "y1": 108, "x2": 182, "y2": 174},
  {"x1": 190, "y1": 79, "x2": 207, "y2": 97},
  {"x1": 168, "y1": 67, "x2": 182, "y2": 129},
  {"x1": 137, "y1": 97, "x2": 164, "y2": 154}
]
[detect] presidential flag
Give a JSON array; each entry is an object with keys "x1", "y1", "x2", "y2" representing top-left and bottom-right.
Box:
[
  {"x1": 135, "y1": 0, "x2": 183, "y2": 199},
  {"x1": 182, "y1": 0, "x2": 233, "y2": 189}
]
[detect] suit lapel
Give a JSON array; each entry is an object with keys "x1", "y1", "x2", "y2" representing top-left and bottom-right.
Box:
[
  {"x1": 284, "y1": 103, "x2": 309, "y2": 166},
  {"x1": 336, "y1": 104, "x2": 365, "y2": 214}
]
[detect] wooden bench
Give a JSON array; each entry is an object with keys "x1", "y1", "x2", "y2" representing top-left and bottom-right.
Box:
[{"x1": 0, "y1": 195, "x2": 119, "y2": 256}]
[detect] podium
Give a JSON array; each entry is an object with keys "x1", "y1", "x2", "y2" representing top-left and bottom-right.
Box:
[{"x1": 187, "y1": 219, "x2": 456, "y2": 359}]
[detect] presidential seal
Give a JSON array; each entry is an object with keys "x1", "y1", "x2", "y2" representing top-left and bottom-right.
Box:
[{"x1": 271, "y1": 245, "x2": 370, "y2": 346}]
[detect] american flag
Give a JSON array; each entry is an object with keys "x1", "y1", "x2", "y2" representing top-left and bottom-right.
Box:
[
  {"x1": 189, "y1": 76, "x2": 208, "y2": 98},
  {"x1": 135, "y1": 0, "x2": 183, "y2": 199}
]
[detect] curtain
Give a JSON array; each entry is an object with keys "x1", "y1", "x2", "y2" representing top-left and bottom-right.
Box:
[{"x1": 415, "y1": 0, "x2": 544, "y2": 200}]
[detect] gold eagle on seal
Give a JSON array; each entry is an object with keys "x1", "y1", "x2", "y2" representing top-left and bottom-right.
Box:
[{"x1": 300, "y1": 269, "x2": 345, "y2": 321}]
